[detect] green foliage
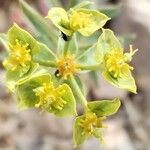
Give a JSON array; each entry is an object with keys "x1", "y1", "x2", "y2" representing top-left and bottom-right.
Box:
[
  {"x1": 99, "y1": 4, "x2": 121, "y2": 18},
  {"x1": 20, "y1": 0, "x2": 57, "y2": 48}
]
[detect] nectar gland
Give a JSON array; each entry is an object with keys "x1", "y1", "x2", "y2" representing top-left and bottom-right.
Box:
[
  {"x1": 33, "y1": 82, "x2": 66, "y2": 111},
  {"x1": 56, "y1": 55, "x2": 79, "y2": 79},
  {"x1": 3, "y1": 39, "x2": 31, "y2": 70},
  {"x1": 70, "y1": 10, "x2": 92, "y2": 30},
  {"x1": 105, "y1": 47, "x2": 137, "y2": 78},
  {"x1": 78, "y1": 112, "x2": 106, "y2": 135}
]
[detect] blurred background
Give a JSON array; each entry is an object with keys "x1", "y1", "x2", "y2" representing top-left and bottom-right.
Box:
[{"x1": 0, "y1": 0, "x2": 150, "y2": 150}]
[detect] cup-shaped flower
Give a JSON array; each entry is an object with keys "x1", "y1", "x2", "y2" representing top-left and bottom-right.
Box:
[
  {"x1": 2, "y1": 24, "x2": 57, "y2": 91},
  {"x1": 3, "y1": 39, "x2": 31, "y2": 71},
  {"x1": 33, "y1": 82, "x2": 67, "y2": 111},
  {"x1": 73, "y1": 98, "x2": 120, "y2": 146},
  {"x1": 96, "y1": 29, "x2": 137, "y2": 93},
  {"x1": 46, "y1": 7, "x2": 110, "y2": 37},
  {"x1": 78, "y1": 112, "x2": 106, "y2": 135},
  {"x1": 2, "y1": 24, "x2": 39, "y2": 91},
  {"x1": 56, "y1": 54, "x2": 80, "y2": 79},
  {"x1": 17, "y1": 74, "x2": 77, "y2": 117},
  {"x1": 74, "y1": 112, "x2": 106, "y2": 146}
]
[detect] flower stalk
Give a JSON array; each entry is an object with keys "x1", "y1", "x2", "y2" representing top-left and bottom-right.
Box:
[{"x1": 69, "y1": 75, "x2": 88, "y2": 111}]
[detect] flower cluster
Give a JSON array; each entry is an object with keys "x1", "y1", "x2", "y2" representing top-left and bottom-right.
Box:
[
  {"x1": 34, "y1": 82, "x2": 66, "y2": 110},
  {"x1": 3, "y1": 39, "x2": 31, "y2": 71},
  {"x1": 0, "y1": 1, "x2": 138, "y2": 147},
  {"x1": 56, "y1": 54, "x2": 79, "y2": 79}
]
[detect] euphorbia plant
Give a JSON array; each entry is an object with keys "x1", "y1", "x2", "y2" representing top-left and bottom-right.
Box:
[{"x1": 0, "y1": 1, "x2": 138, "y2": 147}]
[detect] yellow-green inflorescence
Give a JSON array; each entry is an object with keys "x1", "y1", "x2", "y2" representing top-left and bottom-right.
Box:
[
  {"x1": 33, "y1": 82, "x2": 67, "y2": 110},
  {"x1": 56, "y1": 54, "x2": 79, "y2": 79},
  {"x1": 105, "y1": 45, "x2": 138, "y2": 78},
  {"x1": 79, "y1": 112, "x2": 106, "y2": 136},
  {"x1": 3, "y1": 39, "x2": 31, "y2": 71},
  {"x1": 70, "y1": 10, "x2": 92, "y2": 30}
]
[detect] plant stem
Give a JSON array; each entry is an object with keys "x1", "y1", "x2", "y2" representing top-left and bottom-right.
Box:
[
  {"x1": 69, "y1": 75, "x2": 88, "y2": 111},
  {"x1": 79, "y1": 64, "x2": 103, "y2": 71},
  {"x1": 63, "y1": 41, "x2": 70, "y2": 56},
  {"x1": 37, "y1": 61, "x2": 57, "y2": 68}
]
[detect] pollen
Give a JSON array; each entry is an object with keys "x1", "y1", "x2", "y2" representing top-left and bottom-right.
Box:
[
  {"x1": 78, "y1": 112, "x2": 106, "y2": 135},
  {"x1": 70, "y1": 11, "x2": 92, "y2": 30},
  {"x1": 33, "y1": 82, "x2": 66, "y2": 111},
  {"x1": 3, "y1": 39, "x2": 31, "y2": 70},
  {"x1": 105, "y1": 48, "x2": 134, "y2": 78},
  {"x1": 56, "y1": 55, "x2": 79, "y2": 79}
]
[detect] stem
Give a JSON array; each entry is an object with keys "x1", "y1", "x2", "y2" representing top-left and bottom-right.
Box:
[
  {"x1": 69, "y1": 75, "x2": 88, "y2": 111},
  {"x1": 79, "y1": 64, "x2": 103, "y2": 71},
  {"x1": 37, "y1": 61, "x2": 57, "y2": 68},
  {"x1": 63, "y1": 41, "x2": 70, "y2": 56}
]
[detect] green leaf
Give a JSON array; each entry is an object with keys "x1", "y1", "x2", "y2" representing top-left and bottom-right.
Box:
[
  {"x1": 32, "y1": 41, "x2": 57, "y2": 67},
  {"x1": 44, "y1": 84, "x2": 77, "y2": 117},
  {"x1": 0, "y1": 33, "x2": 9, "y2": 51},
  {"x1": 76, "y1": 43, "x2": 97, "y2": 65},
  {"x1": 87, "y1": 98, "x2": 121, "y2": 116},
  {"x1": 0, "y1": 34, "x2": 8, "y2": 61},
  {"x1": 70, "y1": 9, "x2": 110, "y2": 36},
  {"x1": 103, "y1": 71, "x2": 137, "y2": 93},
  {"x1": 99, "y1": 4, "x2": 121, "y2": 18},
  {"x1": 20, "y1": 0, "x2": 57, "y2": 48},
  {"x1": 96, "y1": 28, "x2": 121, "y2": 63},
  {"x1": 46, "y1": 7, "x2": 73, "y2": 36},
  {"x1": 46, "y1": 0, "x2": 62, "y2": 7},
  {"x1": 73, "y1": 116, "x2": 87, "y2": 146},
  {"x1": 5, "y1": 63, "x2": 39, "y2": 92},
  {"x1": 17, "y1": 74, "x2": 50, "y2": 110}
]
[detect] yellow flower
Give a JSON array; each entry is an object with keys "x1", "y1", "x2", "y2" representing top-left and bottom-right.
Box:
[
  {"x1": 33, "y1": 82, "x2": 67, "y2": 110},
  {"x1": 3, "y1": 39, "x2": 31, "y2": 70},
  {"x1": 70, "y1": 10, "x2": 92, "y2": 30},
  {"x1": 56, "y1": 54, "x2": 79, "y2": 79},
  {"x1": 79, "y1": 112, "x2": 106, "y2": 135},
  {"x1": 105, "y1": 46, "x2": 138, "y2": 78}
]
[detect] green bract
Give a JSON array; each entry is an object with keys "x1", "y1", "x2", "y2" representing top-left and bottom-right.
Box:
[
  {"x1": 87, "y1": 98, "x2": 121, "y2": 116},
  {"x1": 96, "y1": 29, "x2": 137, "y2": 93},
  {"x1": 73, "y1": 98, "x2": 120, "y2": 146},
  {"x1": 17, "y1": 74, "x2": 77, "y2": 117},
  {"x1": 46, "y1": 7, "x2": 110, "y2": 36},
  {"x1": 2, "y1": 24, "x2": 57, "y2": 91},
  {"x1": 0, "y1": 0, "x2": 138, "y2": 147}
]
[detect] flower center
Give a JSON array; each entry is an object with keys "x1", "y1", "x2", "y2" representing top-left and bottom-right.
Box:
[
  {"x1": 106, "y1": 49, "x2": 133, "y2": 78},
  {"x1": 33, "y1": 82, "x2": 66, "y2": 110},
  {"x1": 79, "y1": 112, "x2": 105, "y2": 135},
  {"x1": 56, "y1": 55, "x2": 79, "y2": 79},
  {"x1": 70, "y1": 11, "x2": 92, "y2": 30},
  {"x1": 3, "y1": 39, "x2": 31, "y2": 70}
]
